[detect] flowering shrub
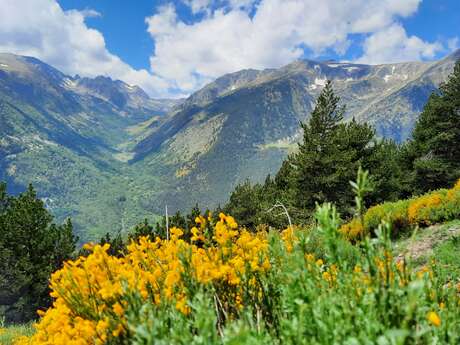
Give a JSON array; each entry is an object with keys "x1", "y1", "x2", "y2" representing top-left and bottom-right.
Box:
[
  {"x1": 14, "y1": 214, "x2": 272, "y2": 345},
  {"x1": 342, "y1": 179, "x2": 460, "y2": 240},
  {"x1": 15, "y1": 207, "x2": 460, "y2": 344}
]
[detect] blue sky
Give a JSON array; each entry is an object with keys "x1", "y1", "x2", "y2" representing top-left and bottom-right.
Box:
[
  {"x1": 1, "y1": 0, "x2": 459, "y2": 97},
  {"x1": 58, "y1": 0, "x2": 460, "y2": 71}
]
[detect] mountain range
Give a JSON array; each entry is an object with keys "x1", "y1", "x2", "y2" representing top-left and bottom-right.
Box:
[{"x1": 1, "y1": 50, "x2": 459, "y2": 240}]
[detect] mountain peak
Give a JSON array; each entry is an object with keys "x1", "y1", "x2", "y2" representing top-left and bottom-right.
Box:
[{"x1": 448, "y1": 48, "x2": 460, "y2": 61}]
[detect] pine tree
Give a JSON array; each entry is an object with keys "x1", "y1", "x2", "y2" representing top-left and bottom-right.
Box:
[
  {"x1": 0, "y1": 183, "x2": 77, "y2": 322},
  {"x1": 293, "y1": 81, "x2": 375, "y2": 214},
  {"x1": 405, "y1": 60, "x2": 460, "y2": 193},
  {"x1": 224, "y1": 180, "x2": 263, "y2": 228}
]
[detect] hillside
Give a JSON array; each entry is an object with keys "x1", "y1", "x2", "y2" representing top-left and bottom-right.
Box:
[{"x1": 0, "y1": 53, "x2": 178, "y2": 239}]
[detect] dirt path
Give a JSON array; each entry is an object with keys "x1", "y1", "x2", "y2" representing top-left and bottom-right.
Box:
[{"x1": 395, "y1": 222, "x2": 460, "y2": 262}]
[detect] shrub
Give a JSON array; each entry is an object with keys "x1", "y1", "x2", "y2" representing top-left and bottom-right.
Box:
[{"x1": 342, "y1": 179, "x2": 460, "y2": 240}]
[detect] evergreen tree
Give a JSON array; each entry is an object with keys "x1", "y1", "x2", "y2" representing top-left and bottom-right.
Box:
[
  {"x1": 364, "y1": 140, "x2": 404, "y2": 204},
  {"x1": 292, "y1": 81, "x2": 375, "y2": 214},
  {"x1": 0, "y1": 183, "x2": 77, "y2": 323},
  {"x1": 223, "y1": 81, "x2": 404, "y2": 228},
  {"x1": 129, "y1": 218, "x2": 156, "y2": 241},
  {"x1": 224, "y1": 180, "x2": 263, "y2": 228},
  {"x1": 404, "y1": 60, "x2": 460, "y2": 193}
]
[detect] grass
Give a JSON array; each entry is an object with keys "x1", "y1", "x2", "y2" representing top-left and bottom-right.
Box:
[
  {"x1": 394, "y1": 219, "x2": 460, "y2": 268},
  {"x1": 432, "y1": 223, "x2": 460, "y2": 281},
  {"x1": 0, "y1": 324, "x2": 34, "y2": 345}
]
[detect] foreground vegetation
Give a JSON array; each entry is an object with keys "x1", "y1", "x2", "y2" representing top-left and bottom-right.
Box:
[
  {"x1": 0, "y1": 323, "x2": 34, "y2": 345},
  {"x1": 12, "y1": 201, "x2": 460, "y2": 344},
  {"x1": 0, "y1": 184, "x2": 77, "y2": 323}
]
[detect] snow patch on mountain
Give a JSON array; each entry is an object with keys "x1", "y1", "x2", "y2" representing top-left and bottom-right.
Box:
[{"x1": 62, "y1": 78, "x2": 77, "y2": 89}]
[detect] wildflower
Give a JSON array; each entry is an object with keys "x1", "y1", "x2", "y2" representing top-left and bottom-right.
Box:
[
  {"x1": 112, "y1": 303, "x2": 124, "y2": 317},
  {"x1": 439, "y1": 302, "x2": 445, "y2": 310},
  {"x1": 176, "y1": 296, "x2": 191, "y2": 315},
  {"x1": 427, "y1": 311, "x2": 441, "y2": 327},
  {"x1": 191, "y1": 227, "x2": 204, "y2": 242}
]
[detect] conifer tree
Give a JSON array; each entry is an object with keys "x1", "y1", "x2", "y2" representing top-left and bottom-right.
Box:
[
  {"x1": 405, "y1": 60, "x2": 460, "y2": 193},
  {"x1": 0, "y1": 183, "x2": 77, "y2": 322},
  {"x1": 224, "y1": 180, "x2": 263, "y2": 228},
  {"x1": 293, "y1": 81, "x2": 375, "y2": 214}
]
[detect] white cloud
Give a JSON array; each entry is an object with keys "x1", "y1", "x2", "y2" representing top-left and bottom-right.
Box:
[
  {"x1": 181, "y1": 0, "x2": 257, "y2": 14},
  {"x1": 0, "y1": 0, "x2": 172, "y2": 97},
  {"x1": 357, "y1": 23, "x2": 442, "y2": 64},
  {"x1": 447, "y1": 37, "x2": 459, "y2": 52},
  {"x1": 0, "y1": 0, "x2": 448, "y2": 98},
  {"x1": 79, "y1": 8, "x2": 102, "y2": 18},
  {"x1": 146, "y1": 0, "x2": 444, "y2": 93},
  {"x1": 182, "y1": 0, "x2": 213, "y2": 14}
]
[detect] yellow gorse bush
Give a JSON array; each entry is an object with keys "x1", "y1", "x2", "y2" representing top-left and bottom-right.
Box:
[
  {"x1": 341, "y1": 178, "x2": 460, "y2": 240},
  {"x1": 15, "y1": 213, "x2": 271, "y2": 345}
]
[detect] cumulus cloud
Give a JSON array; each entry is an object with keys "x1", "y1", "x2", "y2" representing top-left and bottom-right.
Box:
[
  {"x1": 0, "y1": 0, "x2": 172, "y2": 97},
  {"x1": 357, "y1": 24, "x2": 442, "y2": 64},
  {"x1": 181, "y1": 0, "x2": 257, "y2": 14},
  {"x1": 146, "y1": 0, "x2": 444, "y2": 93},
  {"x1": 0, "y1": 0, "x2": 449, "y2": 98},
  {"x1": 447, "y1": 37, "x2": 459, "y2": 52}
]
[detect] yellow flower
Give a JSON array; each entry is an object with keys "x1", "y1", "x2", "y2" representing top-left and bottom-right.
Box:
[
  {"x1": 454, "y1": 178, "x2": 460, "y2": 190},
  {"x1": 191, "y1": 227, "x2": 204, "y2": 242},
  {"x1": 176, "y1": 296, "x2": 191, "y2": 315},
  {"x1": 427, "y1": 311, "x2": 441, "y2": 327},
  {"x1": 439, "y1": 302, "x2": 445, "y2": 310},
  {"x1": 112, "y1": 302, "x2": 124, "y2": 317},
  {"x1": 170, "y1": 227, "x2": 184, "y2": 238}
]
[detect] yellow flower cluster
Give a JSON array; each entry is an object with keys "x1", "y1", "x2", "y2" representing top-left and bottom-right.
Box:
[
  {"x1": 339, "y1": 218, "x2": 364, "y2": 240},
  {"x1": 408, "y1": 193, "x2": 443, "y2": 225},
  {"x1": 341, "y1": 178, "x2": 460, "y2": 240},
  {"x1": 15, "y1": 214, "x2": 271, "y2": 345},
  {"x1": 281, "y1": 226, "x2": 297, "y2": 252}
]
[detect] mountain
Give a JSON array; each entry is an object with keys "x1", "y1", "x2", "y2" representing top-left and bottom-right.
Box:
[
  {"x1": 0, "y1": 53, "x2": 179, "y2": 239},
  {"x1": 131, "y1": 50, "x2": 460, "y2": 213},
  {"x1": 1, "y1": 51, "x2": 458, "y2": 240}
]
